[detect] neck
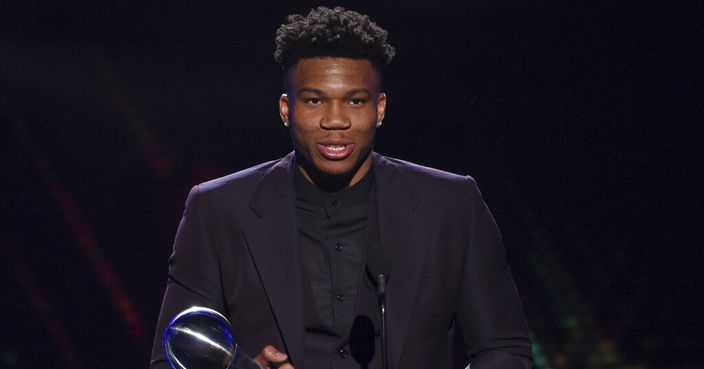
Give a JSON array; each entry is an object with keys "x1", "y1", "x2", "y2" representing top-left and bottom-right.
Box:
[{"x1": 296, "y1": 154, "x2": 373, "y2": 192}]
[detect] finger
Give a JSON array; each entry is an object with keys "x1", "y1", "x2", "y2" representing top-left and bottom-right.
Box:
[{"x1": 263, "y1": 345, "x2": 289, "y2": 364}]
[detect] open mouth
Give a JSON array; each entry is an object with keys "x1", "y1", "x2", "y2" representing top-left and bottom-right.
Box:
[{"x1": 317, "y1": 143, "x2": 355, "y2": 160}]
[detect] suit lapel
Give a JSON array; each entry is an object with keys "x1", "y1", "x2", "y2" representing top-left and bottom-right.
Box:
[
  {"x1": 373, "y1": 153, "x2": 428, "y2": 369},
  {"x1": 242, "y1": 152, "x2": 304, "y2": 366}
]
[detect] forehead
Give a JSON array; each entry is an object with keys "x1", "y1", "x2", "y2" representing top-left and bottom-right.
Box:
[{"x1": 286, "y1": 58, "x2": 380, "y2": 92}]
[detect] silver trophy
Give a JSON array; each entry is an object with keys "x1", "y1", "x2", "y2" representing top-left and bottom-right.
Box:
[{"x1": 163, "y1": 306, "x2": 261, "y2": 369}]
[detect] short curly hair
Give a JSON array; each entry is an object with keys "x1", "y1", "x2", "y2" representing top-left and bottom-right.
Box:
[{"x1": 274, "y1": 6, "x2": 395, "y2": 72}]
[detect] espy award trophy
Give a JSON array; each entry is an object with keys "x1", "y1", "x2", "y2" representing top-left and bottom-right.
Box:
[{"x1": 163, "y1": 306, "x2": 261, "y2": 369}]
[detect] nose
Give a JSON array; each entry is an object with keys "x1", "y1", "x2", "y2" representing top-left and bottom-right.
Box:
[{"x1": 320, "y1": 102, "x2": 351, "y2": 130}]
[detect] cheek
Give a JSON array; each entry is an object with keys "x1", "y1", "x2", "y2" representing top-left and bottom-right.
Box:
[
  {"x1": 291, "y1": 127, "x2": 315, "y2": 150},
  {"x1": 291, "y1": 110, "x2": 320, "y2": 131},
  {"x1": 359, "y1": 117, "x2": 379, "y2": 135}
]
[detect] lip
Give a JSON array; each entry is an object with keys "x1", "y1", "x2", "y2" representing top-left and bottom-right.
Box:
[{"x1": 316, "y1": 143, "x2": 355, "y2": 160}]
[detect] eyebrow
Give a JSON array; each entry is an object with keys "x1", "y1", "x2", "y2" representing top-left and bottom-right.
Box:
[
  {"x1": 297, "y1": 87, "x2": 326, "y2": 96},
  {"x1": 297, "y1": 87, "x2": 372, "y2": 97},
  {"x1": 346, "y1": 88, "x2": 372, "y2": 97}
]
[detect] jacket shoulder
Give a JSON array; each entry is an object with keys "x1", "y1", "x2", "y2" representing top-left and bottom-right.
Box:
[
  {"x1": 201, "y1": 159, "x2": 277, "y2": 190},
  {"x1": 187, "y1": 158, "x2": 280, "y2": 206},
  {"x1": 379, "y1": 155, "x2": 476, "y2": 186},
  {"x1": 376, "y1": 155, "x2": 485, "y2": 210}
]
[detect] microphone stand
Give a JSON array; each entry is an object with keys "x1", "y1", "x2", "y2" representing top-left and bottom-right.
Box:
[
  {"x1": 375, "y1": 273, "x2": 388, "y2": 369},
  {"x1": 367, "y1": 243, "x2": 391, "y2": 369}
]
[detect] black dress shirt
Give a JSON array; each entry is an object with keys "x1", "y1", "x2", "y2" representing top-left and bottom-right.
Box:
[{"x1": 294, "y1": 166, "x2": 375, "y2": 368}]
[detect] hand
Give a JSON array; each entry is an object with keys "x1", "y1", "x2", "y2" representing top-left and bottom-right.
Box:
[{"x1": 252, "y1": 345, "x2": 295, "y2": 369}]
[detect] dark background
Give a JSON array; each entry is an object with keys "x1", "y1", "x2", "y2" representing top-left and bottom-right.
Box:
[{"x1": 1, "y1": 1, "x2": 702, "y2": 369}]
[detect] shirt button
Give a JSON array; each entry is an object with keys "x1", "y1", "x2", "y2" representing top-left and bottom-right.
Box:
[
  {"x1": 339, "y1": 349, "x2": 349, "y2": 358},
  {"x1": 335, "y1": 242, "x2": 343, "y2": 251},
  {"x1": 331, "y1": 199, "x2": 340, "y2": 206},
  {"x1": 336, "y1": 294, "x2": 345, "y2": 302}
]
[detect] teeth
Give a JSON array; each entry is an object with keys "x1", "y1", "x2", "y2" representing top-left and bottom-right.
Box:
[{"x1": 326, "y1": 145, "x2": 345, "y2": 151}]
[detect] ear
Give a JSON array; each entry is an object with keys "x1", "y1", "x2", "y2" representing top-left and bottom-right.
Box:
[
  {"x1": 279, "y1": 94, "x2": 290, "y2": 125},
  {"x1": 376, "y1": 92, "x2": 387, "y2": 122}
]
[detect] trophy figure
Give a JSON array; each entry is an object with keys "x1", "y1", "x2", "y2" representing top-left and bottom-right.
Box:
[{"x1": 163, "y1": 306, "x2": 261, "y2": 369}]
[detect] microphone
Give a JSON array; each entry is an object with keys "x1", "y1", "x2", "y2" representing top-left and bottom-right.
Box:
[
  {"x1": 163, "y1": 306, "x2": 261, "y2": 369},
  {"x1": 366, "y1": 245, "x2": 391, "y2": 369},
  {"x1": 367, "y1": 245, "x2": 391, "y2": 294}
]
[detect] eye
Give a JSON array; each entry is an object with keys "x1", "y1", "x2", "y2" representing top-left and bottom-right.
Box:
[
  {"x1": 349, "y1": 98, "x2": 366, "y2": 106},
  {"x1": 304, "y1": 98, "x2": 322, "y2": 105}
]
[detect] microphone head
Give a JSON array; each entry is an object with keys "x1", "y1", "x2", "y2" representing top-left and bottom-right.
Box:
[
  {"x1": 163, "y1": 306, "x2": 235, "y2": 369},
  {"x1": 349, "y1": 315, "x2": 376, "y2": 365}
]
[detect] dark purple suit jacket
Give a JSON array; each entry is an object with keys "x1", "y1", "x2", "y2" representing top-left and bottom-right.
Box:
[{"x1": 150, "y1": 152, "x2": 532, "y2": 369}]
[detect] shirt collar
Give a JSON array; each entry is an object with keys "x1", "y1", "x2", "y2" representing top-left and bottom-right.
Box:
[{"x1": 294, "y1": 164, "x2": 375, "y2": 210}]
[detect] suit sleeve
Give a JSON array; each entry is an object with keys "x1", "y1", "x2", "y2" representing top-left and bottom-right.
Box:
[
  {"x1": 150, "y1": 185, "x2": 227, "y2": 369},
  {"x1": 455, "y1": 177, "x2": 532, "y2": 369}
]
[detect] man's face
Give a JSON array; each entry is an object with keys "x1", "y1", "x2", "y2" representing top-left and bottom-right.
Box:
[{"x1": 279, "y1": 57, "x2": 386, "y2": 187}]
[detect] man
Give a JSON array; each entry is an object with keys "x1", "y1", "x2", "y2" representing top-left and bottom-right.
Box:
[{"x1": 151, "y1": 6, "x2": 532, "y2": 369}]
